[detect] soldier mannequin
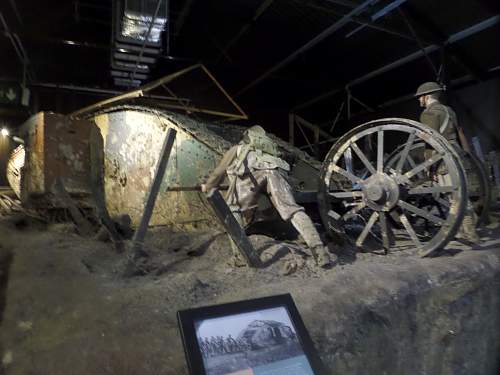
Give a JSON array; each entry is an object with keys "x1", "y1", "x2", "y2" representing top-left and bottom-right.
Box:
[
  {"x1": 201, "y1": 125, "x2": 333, "y2": 268},
  {"x1": 415, "y1": 82, "x2": 479, "y2": 243}
]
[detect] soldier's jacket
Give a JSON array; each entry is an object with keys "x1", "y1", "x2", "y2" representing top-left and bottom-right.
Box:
[
  {"x1": 204, "y1": 144, "x2": 290, "y2": 190},
  {"x1": 205, "y1": 145, "x2": 238, "y2": 191},
  {"x1": 420, "y1": 101, "x2": 458, "y2": 141}
]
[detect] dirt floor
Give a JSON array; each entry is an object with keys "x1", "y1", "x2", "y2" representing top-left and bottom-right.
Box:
[{"x1": 0, "y1": 209, "x2": 500, "y2": 375}]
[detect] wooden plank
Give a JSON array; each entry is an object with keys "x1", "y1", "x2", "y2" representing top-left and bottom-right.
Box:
[
  {"x1": 52, "y1": 177, "x2": 94, "y2": 236},
  {"x1": 206, "y1": 189, "x2": 260, "y2": 268},
  {"x1": 132, "y1": 128, "x2": 177, "y2": 256}
]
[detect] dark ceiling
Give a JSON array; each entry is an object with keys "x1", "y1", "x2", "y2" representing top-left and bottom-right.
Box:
[{"x1": 0, "y1": 0, "x2": 499, "y2": 135}]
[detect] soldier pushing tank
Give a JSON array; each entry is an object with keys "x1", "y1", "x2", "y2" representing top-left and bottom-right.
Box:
[{"x1": 202, "y1": 125, "x2": 334, "y2": 268}]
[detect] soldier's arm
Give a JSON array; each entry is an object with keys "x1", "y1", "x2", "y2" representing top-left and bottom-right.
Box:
[{"x1": 203, "y1": 145, "x2": 238, "y2": 191}]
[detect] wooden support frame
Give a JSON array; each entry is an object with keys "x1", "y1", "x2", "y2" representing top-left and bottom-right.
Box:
[{"x1": 70, "y1": 64, "x2": 248, "y2": 120}]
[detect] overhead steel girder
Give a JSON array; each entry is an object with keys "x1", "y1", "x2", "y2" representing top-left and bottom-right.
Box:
[
  {"x1": 235, "y1": 0, "x2": 381, "y2": 97},
  {"x1": 346, "y1": 0, "x2": 409, "y2": 38},
  {"x1": 302, "y1": 2, "x2": 417, "y2": 42},
  {"x1": 215, "y1": 0, "x2": 276, "y2": 64},
  {"x1": 294, "y1": 15, "x2": 500, "y2": 112},
  {"x1": 349, "y1": 15, "x2": 500, "y2": 86},
  {"x1": 399, "y1": 3, "x2": 487, "y2": 81}
]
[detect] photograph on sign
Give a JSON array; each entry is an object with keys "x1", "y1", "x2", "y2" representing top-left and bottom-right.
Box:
[
  {"x1": 195, "y1": 306, "x2": 314, "y2": 375},
  {"x1": 178, "y1": 294, "x2": 324, "y2": 375}
]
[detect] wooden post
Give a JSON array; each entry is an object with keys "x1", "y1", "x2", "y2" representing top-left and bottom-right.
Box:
[
  {"x1": 132, "y1": 128, "x2": 177, "y2": 256},
  {"x1": 206, "y1": 189, "x2": 260, "y2": 268}
]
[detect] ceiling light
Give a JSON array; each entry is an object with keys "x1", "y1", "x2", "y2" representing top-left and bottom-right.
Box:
[{"x1": 1, "y1": 128, "x2": 9, "y2": 137}]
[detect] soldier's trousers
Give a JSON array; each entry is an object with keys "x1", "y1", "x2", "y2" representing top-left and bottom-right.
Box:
[
  {"x1": 435, "y1": 156, "x2": 478, "y2": 242},
  {"x1": 229, "y1": 169, "x2": 304, "y2": 221},
  {"x1": 228, "y1": 169, "x2": 324, "y2": 254}
]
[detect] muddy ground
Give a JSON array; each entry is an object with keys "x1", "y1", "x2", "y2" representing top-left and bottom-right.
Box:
[{"x1": 0, "y1": 211, "x2": 499, "y2": 374}]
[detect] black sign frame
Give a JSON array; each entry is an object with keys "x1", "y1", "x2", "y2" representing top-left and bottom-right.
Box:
[{"x1": 177, "y1": 293, "x2": 327, "y2": 375}]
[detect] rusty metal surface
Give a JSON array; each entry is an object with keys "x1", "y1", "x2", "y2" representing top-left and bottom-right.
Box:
[
  {"x1": 8, "y1": 107, "x2": 320, "y2": 226},
  {"x1": 93, "y1": 107, "x2": 223, "y2": 226},
  {"x1": 18, "y1": 112, "x2": 93, "y2": 207},
  {"x1": 92, "y1": 105, "x2": 320, "y2": 227}
]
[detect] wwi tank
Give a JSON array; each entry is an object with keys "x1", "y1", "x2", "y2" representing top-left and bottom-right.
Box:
[
  {"x1": 92, "y1": 105, "x2": 321, "y2": 227},
  {"x1": 8, "y1": 106, "x2": 321, "y2": 228}
]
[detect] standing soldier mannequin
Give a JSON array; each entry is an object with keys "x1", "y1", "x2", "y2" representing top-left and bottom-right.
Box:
[
  {"x1": 415, "y1": 82, "x2": 479, "y2": 243},
  {"x1": 201, "y1": 125, "x2": 333, "y2": 268}
]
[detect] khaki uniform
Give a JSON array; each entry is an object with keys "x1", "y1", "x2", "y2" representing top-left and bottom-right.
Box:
[
  {"x1": 420, "y1": 102, "x2": 458, "y2": 142},
  {"x1": 205, "y1": 145, "x2": 303, "y2": 221},
  {"x1": 420, "y1": 101, "x2": 479, "y2": 243},
  {"x1": 205, "y1": 143, "x2": 330, "y2": 266}
]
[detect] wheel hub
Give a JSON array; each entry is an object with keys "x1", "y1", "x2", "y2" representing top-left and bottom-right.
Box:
[{"x1": 361, "y1": 173, "x2": 400, "y2": 211}]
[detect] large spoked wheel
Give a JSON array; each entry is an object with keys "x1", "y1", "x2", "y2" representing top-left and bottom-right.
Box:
[
  {"x1": 318, "y1": 118, "x2": 467, "y2": 257},
  {"x1": 386, "y1": 143, "x2": 492, "y2": 228}
]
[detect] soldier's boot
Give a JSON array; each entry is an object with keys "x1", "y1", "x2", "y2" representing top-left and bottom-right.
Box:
[
  {"x1": 311, "y1": 245, "x2": 331, "y2": 268},
  {"x1": 457, "y1": 201, "x2": 480, "y2": 244},
  {"x1": 457, "y1": 215, "x2": 480, "y2": 244},
  {"x1": 290, "y1": 211, "x2": 335, "y2": 268}
]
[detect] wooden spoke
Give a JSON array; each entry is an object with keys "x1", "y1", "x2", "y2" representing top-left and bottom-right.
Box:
[
  {"x1": 332, "y1": 165, "x2": 362, "y2": 184},
  {"x1": 404, "y1": 153, "x2": 443, "y2": 180},
  {"x1": 350, "y1": 142, "x2": 376, "y2": 175},
  {"x1": 377, "y1": 130, "x2": 384, "y2": 173},
  {"x1": 399, "y1": 213, "x2": 422, "y2": 249},
  {"x1": 355, "y1": 211, "x2": 379, "y2": 247},
  {"x1": 398, "y1": 200, "x2": 444, "y2": 225},
  {"x1": 396, "y1": 132, "x2": 416, "y2": 174},
  {"x1": 408, "y1": 185, "x2": 455, "y2": 195},
  {"x1": 344, "y1": 147, "x2": 354, "y2": 175},
  {"x1": 379, "y1": 212, "x2": 390, "y2": 250},
  {"x1": 342, "y1": 202, "x2": 367, "y2": 221},
  {"x1": 407, "y1": 155, "x2": 426, "y2": 179},
  {"x1": 329, "y1": 191, "x2": 363, "y2": 199}
]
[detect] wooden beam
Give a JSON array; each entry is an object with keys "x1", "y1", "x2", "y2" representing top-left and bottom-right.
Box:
[
  {"x1": 206, "y1": 189, "x2": 261, "y2": 268},
  {"x1": 132, "y1": 128, "x2": 177, "y2": 257}
]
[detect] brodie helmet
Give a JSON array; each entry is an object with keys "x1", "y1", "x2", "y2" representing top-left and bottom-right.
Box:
[{"x1": 415, "y1": 82, "x2": 445, "y2": 97}]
